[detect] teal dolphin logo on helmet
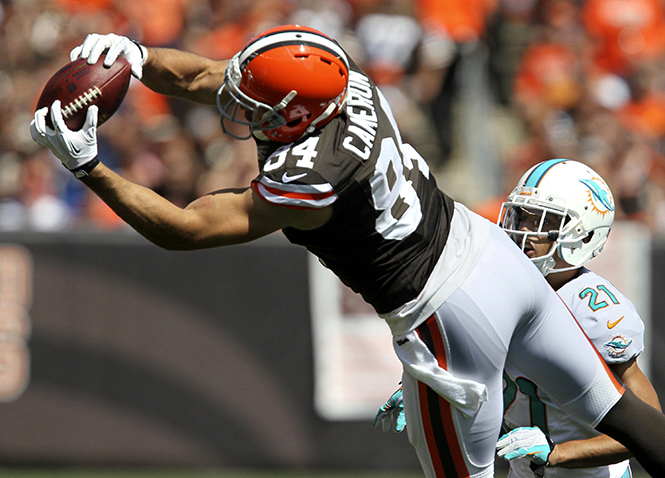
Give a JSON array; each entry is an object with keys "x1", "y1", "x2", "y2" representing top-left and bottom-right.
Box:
[{"x1": 579, "y1": 178, "x2": 614, "y2": 213}]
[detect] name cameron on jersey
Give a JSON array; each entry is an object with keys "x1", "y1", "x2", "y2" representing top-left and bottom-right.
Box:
[{"x1": 342, "y1": 71, "x2": 377, "y2": 160}]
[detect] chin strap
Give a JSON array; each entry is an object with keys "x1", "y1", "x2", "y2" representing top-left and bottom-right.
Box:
[
  {"x1": 273, "y1": 90, "x2": 297, "y2": 112},
  {"x1": 305, "y1": 92, "x2": 348, "y2": 134},
  {"x1": 305, "y1": 102, "x2": 338, "y2": 134}
]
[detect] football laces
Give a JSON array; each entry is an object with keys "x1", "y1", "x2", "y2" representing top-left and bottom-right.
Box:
[{"x1": 61, "y1": 86, "x2": 102, "y2": 118}]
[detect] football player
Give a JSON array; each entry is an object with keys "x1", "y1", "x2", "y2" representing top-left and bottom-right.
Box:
[
  {"x1": 497, "y1": 159, "x2": 661, "y2": 478},
  {"x1": 375, "y1": 159, "x2": 663, "y2": 477},
  {"x1": 30, "y1": 26, "x2": 665, "y2": 477}
]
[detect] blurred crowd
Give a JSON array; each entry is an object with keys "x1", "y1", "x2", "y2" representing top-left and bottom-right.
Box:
[{"x1": 3, "y1": 0, "x2": 665, "y2": 235}]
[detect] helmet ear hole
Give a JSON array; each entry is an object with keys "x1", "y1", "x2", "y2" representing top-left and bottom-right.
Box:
[
  {"x1": 286, "y1": 116, "x2": 308, "y2": 127},
  {"x1": 583, "y1": 230, "x2": 595, "y2": 244}
]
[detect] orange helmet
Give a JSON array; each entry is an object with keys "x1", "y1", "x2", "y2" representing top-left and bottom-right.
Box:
[{"x1": 217, "y1": 24, "x2": 349, "y2": 143}]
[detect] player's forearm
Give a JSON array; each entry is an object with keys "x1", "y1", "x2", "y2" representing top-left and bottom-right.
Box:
[
  {"x1": 141, "y1": 47, "x2": 227, "y2": 105},
  {"x1": 81, "y1": 163, "x2": 207, "y2": 250},
  {"x1": 550, "y1": 363, "x2": 661, "y2": 469},
  {"x1": 548, "y1": 435, "x2": 631, "y2": 469}
]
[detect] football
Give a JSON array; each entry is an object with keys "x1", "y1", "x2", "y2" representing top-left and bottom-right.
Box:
[{"x1": 36, "y1": 54, "x2": 132, "y2": 131}]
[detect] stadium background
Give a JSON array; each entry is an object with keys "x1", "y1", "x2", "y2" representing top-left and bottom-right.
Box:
[{"x1": 0, "y1": 0, "x2": 664, "y2": 476}]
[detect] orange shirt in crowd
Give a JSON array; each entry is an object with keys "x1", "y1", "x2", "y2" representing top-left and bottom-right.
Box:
[
  {"x1": 513, "y1": 42, "x2": 582, "y2": 110},
  {"x1": 115, "y1": 0, "x2": 190, "y2": 46},
  {"x1": 416, "y1": 0, "x2": 498, "y2": 42},
  {"x1": 582, "y1": 0, "x2": 665, "y2": 74},
  {"x1": 617, "y1": 92, "x2": 665, "y2": 138},
  {"x1": 54, "y1": 0, "x2": 114, "y2": 13}
]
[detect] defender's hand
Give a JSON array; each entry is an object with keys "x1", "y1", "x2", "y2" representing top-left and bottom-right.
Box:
[
  {"x1": 496, "y1": 426, "x2": 554, "y2": 466},
  {"x1": 71, "y1": 33, "x2": 146, "y2": 79},
  {"x1": 374, "y1": 387, "x2": 406, "y2": 433},
  {"x1": 30, "y1": 101, "x2": 100, "y2": 178}
]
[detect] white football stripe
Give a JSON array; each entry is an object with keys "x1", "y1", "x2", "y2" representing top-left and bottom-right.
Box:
[
  {"x1": 239, "y1": 31, "x2": 348, "y2": 69},
  {"x1": 255, "y1": 182, "x2": 338, "y2": 209},
  {"x1": 259, "y1": 176, "x2": 334, "y2": 194}
]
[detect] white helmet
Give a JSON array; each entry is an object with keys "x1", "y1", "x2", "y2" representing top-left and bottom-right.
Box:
[{"x1": 498, "y1": 159, "x2": 615, "y2": 276}]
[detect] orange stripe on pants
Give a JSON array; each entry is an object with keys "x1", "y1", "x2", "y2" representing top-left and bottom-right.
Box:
[{"x1": 416, "y1": 316, "x2": 469, "y2": 477}]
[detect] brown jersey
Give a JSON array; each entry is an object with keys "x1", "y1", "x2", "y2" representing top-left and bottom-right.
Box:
[{"x1": 252, "y1": 63, "x2": 454, "y2": 313}]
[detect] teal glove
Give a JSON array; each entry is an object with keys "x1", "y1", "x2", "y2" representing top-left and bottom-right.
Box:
[
  {"x1": 374, "y1": 386, "x2": 405, "y2": 433},
  {"x1": 496, "y1": 427, "x2": 554, "y2": 466}
]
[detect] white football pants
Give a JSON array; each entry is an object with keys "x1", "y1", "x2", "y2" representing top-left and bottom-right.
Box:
[{"x1": 398, "y1": 222, "x2": 624, "y2": 478}]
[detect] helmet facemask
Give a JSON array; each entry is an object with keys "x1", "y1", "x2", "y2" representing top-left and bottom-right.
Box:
[
  {"x1": 217, "y1": 55, "x2": 297, "y2": 141},
  {"x1": 499, "y1": 201, "x2": 574, "y2": 276}
]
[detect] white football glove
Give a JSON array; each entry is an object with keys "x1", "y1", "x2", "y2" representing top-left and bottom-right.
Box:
[
  {"x1": 70, "y1": 33, "x2": 147, "y2": 79},
  {"x1": 30, "y1": 101, "x2": 100, "y2": 178},
  {"x1": 496, "y1": 426, "x2": 554, "y2": 466}
]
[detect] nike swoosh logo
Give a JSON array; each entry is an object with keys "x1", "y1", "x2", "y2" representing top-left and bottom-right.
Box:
[
  {"x1": 282, "y1": 172, "x2": 307, "y2": 183},
  {"x1": 607, "y1": 316, "x2": 625, "y2": 329}
]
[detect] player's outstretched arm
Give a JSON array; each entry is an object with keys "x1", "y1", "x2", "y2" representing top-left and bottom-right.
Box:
[
  {"x1": 80, "y1": 162, "x2": 332, "y2": 250},
  {"x1": 141, "y1": 47, "x2": 227, "y2": 105},
  {"x1": 71, "y1": 33, "x2": 227, "y2": 105},
  {"x1": 30, "y1": 102, "x2": 332, "y2": 248},
  {"x1": 549, "y1": 357, "x2": 661, "y2": 469}
]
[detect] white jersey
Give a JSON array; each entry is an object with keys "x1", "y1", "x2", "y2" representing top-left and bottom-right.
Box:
[{"x1": 503, "y1": 267, "x2": 644, "y2": 478}]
